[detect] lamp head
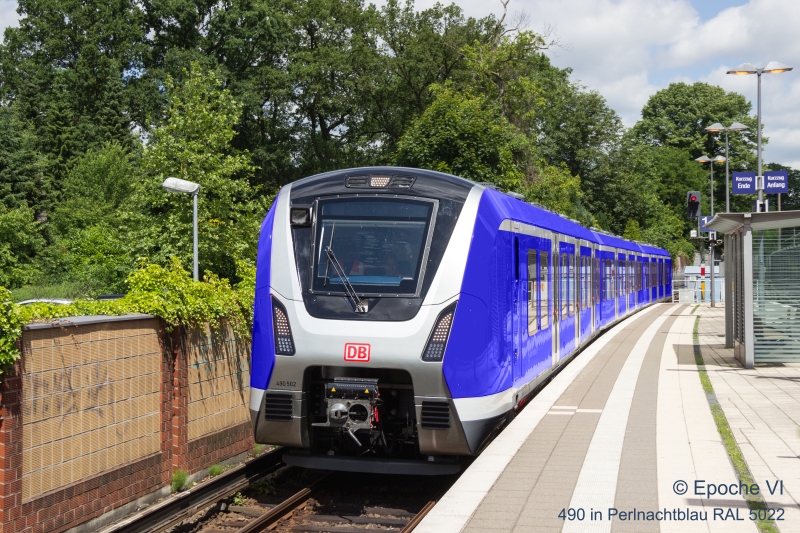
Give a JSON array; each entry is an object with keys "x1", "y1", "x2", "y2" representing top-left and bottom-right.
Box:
[
  {"x1": 712, "y1": 155, "x2": 727, "y2": 163},
  {"x1": 705, "y1": 122, "x2": 725, "y2": 132},
  {"x1": 763, "y1": 61, "x2": 793, "y2": 74},
  {"x1": 162, "y1": 177, "x2": 200, "y2": 194},
  {"x1": 726, "y1": 62, "x2": 758, "y2": 75},
  {"x1": 695, "y1": 155, "x2": 712, "y2": 163},
  {"x1": 728, "y1": 121, "x2": 749, "y2": 131}
]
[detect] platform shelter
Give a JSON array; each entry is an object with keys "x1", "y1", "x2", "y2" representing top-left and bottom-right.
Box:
[{"x1": 707, "y1": 210, "x2": 800, "y2": 368}]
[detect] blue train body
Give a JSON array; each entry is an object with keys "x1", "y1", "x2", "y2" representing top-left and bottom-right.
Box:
[{"x1": 249, "y1": 167, "x2": 671, "y2": 474}]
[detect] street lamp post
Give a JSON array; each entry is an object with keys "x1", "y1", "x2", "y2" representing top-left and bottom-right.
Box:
[
  {"x1": 705, "y1": 122, "x2": 750, "y2": 213},
  {"x1": 726, "y1": 62, "x2": 793, "y2": 207},
  {"x1": 162, "y1": 177, "x2": 201, "y2": 281},
  {"x1": 695, "y1": 155, "x2": 726, "y2": 307},
  {"x1": 726, "y1": 62, "x2": 793, "y2": 315}
]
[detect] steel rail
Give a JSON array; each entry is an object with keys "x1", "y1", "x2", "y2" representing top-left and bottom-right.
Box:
[{"x1": 99, "y1": 448, "x2": 284, "y2": 533}]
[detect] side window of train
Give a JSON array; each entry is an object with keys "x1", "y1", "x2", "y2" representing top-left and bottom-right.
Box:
[
  {"x1": 540, "y1": 251, "x2": 550, "y2": 329},
  {"x1": 527, "y1": 250, "x2": 537, "y2": 335}
]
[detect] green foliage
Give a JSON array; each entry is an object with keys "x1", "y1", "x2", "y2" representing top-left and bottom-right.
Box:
[
  {"x1": 622, "y1": 220, "x2": 642, "y2": 242},
  {"x1": 11, "y1": 281, "x2": 89, "y2": 302},
  {"x1": 251, "y1": 477, "x2": 276, "y2": 495},
  {"x1": 522, "y1": 163, "x2": 588, "y2": 225},
  {"x1": 0, "y1": 259, "x2": 255, "y2": 375},
  {"x1": 208, "y1": 464, "x2": 224, "y2": 477},
  {"x1": 0, "y1": 203, "x2": 45, "y2": 288},
  {"x1": 0, "y1": 106, "x2": 49, "y2": 211},
  {"x1": 630, "y1": 82, "x2": 758, "y2": 162},
  {"x1": 252, "y1": 443, "x2": 265, "y2": 456},
  {"x1": 171, "y1": 468, "x2": 189, "y2": 492},
  {"x1": 395, "y1": 85, "x2": 524, "y2": 191},
  {"x1": 0, "y1": 288, "x2": 23, "y2": 370},
  {"x1": 51, "y1": 143, "x2": 136, "y2": 235},
  {"x1": 231, "y1": 492, "x2": 246, "y2": 506},
  {"x1": 138, "y1": 61, "x2": 259, "y2": 280}
]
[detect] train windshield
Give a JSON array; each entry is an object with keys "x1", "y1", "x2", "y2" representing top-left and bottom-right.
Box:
[{"x1": 313, "y1": 197, "x2": 436, "y2": 296}]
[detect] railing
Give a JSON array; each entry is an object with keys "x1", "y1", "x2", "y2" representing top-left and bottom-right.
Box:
[{"x1": 671, "y1": 278, "x2": 725, "y2": 304}]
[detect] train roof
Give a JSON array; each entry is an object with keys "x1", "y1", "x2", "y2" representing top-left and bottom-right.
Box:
[
  {"x1": 590, "y1": 231, "x2": 643, "y2": 253},
  {"x1": 482, "y1": 188, "x2": 598, "y2": 242}
]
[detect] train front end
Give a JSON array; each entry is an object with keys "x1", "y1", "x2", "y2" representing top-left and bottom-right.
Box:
[{"x1": 249, "y1": 168, "x2": 482, "y2": 474}]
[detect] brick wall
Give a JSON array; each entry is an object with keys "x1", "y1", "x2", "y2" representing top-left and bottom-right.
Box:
[{"x1": 0, "y1": 315, "x2": 253, "y2": 533}]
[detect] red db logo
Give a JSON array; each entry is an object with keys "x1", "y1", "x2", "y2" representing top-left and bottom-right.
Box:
[{"x1": 344, "y1": 343, "x2": 371, "y2": 362}]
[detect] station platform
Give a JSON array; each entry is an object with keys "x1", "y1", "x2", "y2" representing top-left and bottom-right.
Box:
[{"x1": 417, "y1": 304, "x2": 800, "y2": 533}]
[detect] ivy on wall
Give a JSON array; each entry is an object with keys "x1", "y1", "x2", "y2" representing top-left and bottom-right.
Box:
[{"x1": 0, "y1": 258, "x2": 256, "y2": 374}]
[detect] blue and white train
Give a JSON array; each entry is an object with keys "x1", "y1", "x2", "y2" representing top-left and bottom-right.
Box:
[{"x1": 249, "y1": 167, "x2": 672, "y2": 474}]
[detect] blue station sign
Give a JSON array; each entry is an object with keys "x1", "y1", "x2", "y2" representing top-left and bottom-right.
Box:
[
  {"x1": 700, "y1": 215, "x2": 713, "y2": 233},
  {"x1": 732, "y1": 171, "x2": 755, "y2": 194},
  {"x1": 764, "y1": 170, "x2": 789, "y2": 193}
]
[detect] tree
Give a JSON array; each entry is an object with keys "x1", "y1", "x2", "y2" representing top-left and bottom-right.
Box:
[
  {"x1": 368, "y1": 0, "x2": 493, "y2": 153},
  {"x1": 630, "y1": 82, "x2": 758, "y2": 162},
  {"x1": 394, "y1": 85, "x2": 524, "y2": 191},
  {"x1": 0, "y1": 0, "x2": 146, "y2": 212},
  {"x1": 0, "y1": 105, "x2": 47, "y2": 211},
  {"x1": 0, "y1": 204, "x2": 45, "y2": 288},
  {"x1": 137, "y1": 61, "x2": 258, "y2": 280},
  {"x1": 50, "y1": 142, "x2": 136, "y2": 234}
]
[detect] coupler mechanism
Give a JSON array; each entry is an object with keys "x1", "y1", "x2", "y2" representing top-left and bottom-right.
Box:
[{"x1": 312, "y1": 377, "x2": 381, "y2": 447}]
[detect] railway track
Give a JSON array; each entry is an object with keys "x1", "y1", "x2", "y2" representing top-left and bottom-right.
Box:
[
  {"x1": 194, "y1": 469, "x2": 448, "y2": 533},
  {"x1": 99, "y1": 449, "x2": 284, "y2": 533},
  {"x1": 98, "y1": 448, "x2": 449, "y2": 533}
]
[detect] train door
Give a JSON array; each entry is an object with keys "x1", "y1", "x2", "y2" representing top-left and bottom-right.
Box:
[
  {"x1": 651, "y1": 257, "x2": 658, "y2": 301},
  {"x1": 666, "y1": 259, "x2": 672, "y2": 298},
  {"x1": 639, "y1": 257, "x2": 648, "y2": 304},
  {"x1": 593, "y1": 248, "x2": 601, "y2": 330},
  {"x1": 617, "y1": 251, "x2": 627, "y2": 315},
  {"x1": 558, "y1": 240, "x2": 577, "y2": 358},
  {"x1": 580, "y1": 245, "x2": 593, "y2": 342},
  {"x1": 598, "y1": 249, "x2": 615, "y2": 328},
  {"x1": 514, "y1": 232, "x2": 553, "y2": 387}
]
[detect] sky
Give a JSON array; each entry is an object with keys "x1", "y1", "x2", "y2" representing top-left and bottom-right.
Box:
[{"x1": 0, "y1": 0, "x2": 797, "y2": 167}]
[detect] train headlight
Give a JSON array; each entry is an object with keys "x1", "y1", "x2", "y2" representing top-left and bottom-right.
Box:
[
  {"x1": 421, "y1": 302, "x2": 457, "y2": 362},
  {"x1": 272, "y1": 297, "x2": 296, "y2": 355}
]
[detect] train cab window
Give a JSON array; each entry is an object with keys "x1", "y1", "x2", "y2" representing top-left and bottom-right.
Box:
[
  {"x1": 527, "y1": 251, "x2": 538, "y2": 335},
  {"x1": 313, "y1": 197, "x2": 434, "y2": 296},
  {"x1": 540, "y1": 251, "x2": 550, "y2": 329},
  {"x1": 561, "y1": 252, "x2": 569, "y2": 320}
]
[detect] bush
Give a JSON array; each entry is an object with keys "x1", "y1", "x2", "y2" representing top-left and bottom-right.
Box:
[
  {"x1": 208, "y1": 464, "x2": 224, "y2": 477},
  {"x1": 171, "y1": 469, "x2": 189, "y2": 492}
]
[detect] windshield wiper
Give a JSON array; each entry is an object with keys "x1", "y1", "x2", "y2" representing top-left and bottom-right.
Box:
[{"x1": 325, "y1": 246, "x2": 368, "y2": 314}]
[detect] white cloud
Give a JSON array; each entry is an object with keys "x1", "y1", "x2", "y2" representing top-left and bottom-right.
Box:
[{"x1": 0, "y1": 0, "x2": 18, "y2": 36}]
